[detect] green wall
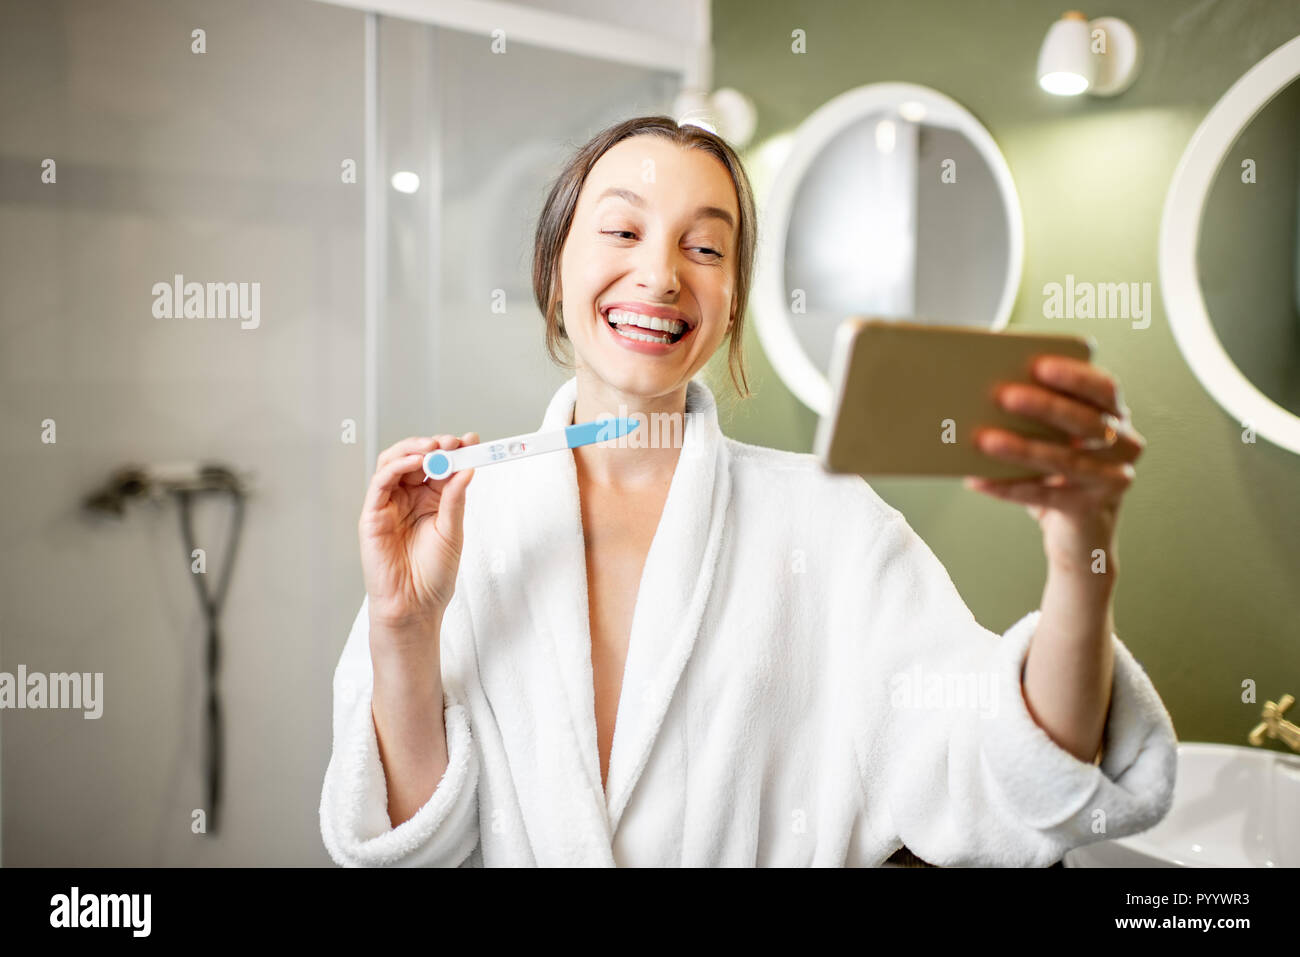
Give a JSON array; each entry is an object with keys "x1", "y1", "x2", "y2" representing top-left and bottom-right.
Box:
[{"x1": 706, "y1": 0, "x2": 1300, "y2": 750}]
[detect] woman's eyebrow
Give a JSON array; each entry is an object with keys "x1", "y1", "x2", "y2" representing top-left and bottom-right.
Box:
[{"x1": 596, "y1": 186, "x2": 735, "y2": 231}]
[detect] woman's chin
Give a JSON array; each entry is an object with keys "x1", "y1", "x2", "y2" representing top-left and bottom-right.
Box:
[{"x1": 579, "y1": 361, "x2": 690, "y2": 404}]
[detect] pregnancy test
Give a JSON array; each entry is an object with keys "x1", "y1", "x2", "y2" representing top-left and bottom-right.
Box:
[{"x1": 422, "y1": 417, "x2": 640, "y2": 480}]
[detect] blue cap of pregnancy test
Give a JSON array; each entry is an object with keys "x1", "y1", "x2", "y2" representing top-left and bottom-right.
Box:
[{"x1": 423, "y1": 451, "x2": 452, "y2": 480}]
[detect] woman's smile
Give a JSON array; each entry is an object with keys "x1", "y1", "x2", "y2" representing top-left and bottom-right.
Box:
[{"x1": 600, "y1": 304, "x2": 696, "y2": 354}]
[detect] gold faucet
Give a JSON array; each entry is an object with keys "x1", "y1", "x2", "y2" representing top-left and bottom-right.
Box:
[{"x1": 1248, "y1": 694, "x2": 1300, "y2": 752}]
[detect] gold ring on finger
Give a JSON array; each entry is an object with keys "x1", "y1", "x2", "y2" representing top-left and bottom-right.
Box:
[{"x1": 1076, "y1": 414, "x2": 1120, "y2": 451}]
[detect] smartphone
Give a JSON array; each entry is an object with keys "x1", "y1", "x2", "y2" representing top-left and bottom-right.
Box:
[{"x1": 814, "y1": 317, "x2": 1096, "y2": 479}]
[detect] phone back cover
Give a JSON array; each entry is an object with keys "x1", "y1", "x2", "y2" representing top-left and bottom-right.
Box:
[{"x1": 816, "y1": 317, "x2": 1094, "y2": 478}]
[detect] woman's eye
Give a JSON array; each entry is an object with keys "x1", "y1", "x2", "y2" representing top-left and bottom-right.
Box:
[{"x1": 601, "y1": 230, "x2": 722, "y2": 260}]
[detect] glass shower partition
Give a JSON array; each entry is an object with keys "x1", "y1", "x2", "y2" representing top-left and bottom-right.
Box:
[
  {"x1": 374, "y1": 15, "x2": 683, "y2": 457},
  {"x1": 0, "y1": 0, "x2": 688, "y2": 866}
]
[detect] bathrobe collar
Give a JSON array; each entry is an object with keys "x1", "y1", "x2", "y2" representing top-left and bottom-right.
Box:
[{"x1": 516, "y1": 375, "x2": 732, "y2": 849}]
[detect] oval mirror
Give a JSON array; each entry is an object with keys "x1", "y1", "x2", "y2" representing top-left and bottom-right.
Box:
[
  {"x1": 753, "y1": 82, "x2": 1025, "y2": 415},
  {"x1": 1161, "y1": 34, "x2": 1300, "y2": 455}
]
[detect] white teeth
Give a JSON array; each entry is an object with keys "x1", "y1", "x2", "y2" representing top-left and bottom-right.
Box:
[
  {"x1": 613, "y1": 324, "x2": 675, "y2": 344},
  {"x1": 606, "y1": 309, "x2": 686, "y2": 335}
]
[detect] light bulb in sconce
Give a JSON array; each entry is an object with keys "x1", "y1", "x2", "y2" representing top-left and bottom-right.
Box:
[
  {"x1": 710, "y1": 88, "x2": 757, "y2": 147},
  {"x1": 1037, "y1": 11, "x2": 1141, "y2": 97},
  {"x1": 673, "y1": 89, "x2": 716, "y2": 133},
  {"x1": 672, "y1": 87, "x2": 757, "y2": 147}
]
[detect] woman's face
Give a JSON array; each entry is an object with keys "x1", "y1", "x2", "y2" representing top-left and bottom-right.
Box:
[{"x1": 558, "y1": 135, "x2": 739, "y2": 401}]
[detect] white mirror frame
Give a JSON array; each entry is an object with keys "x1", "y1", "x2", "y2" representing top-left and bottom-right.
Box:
[
  {"x1": 753, "y1": 82, "x2": 1025, "y2": 416},
  {"x1": 1160, "y1": 33, "x2": 1300, "y2": 456}
]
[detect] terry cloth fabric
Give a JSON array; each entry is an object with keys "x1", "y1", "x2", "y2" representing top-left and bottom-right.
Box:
[{"x1": 320, "y1": 375, "x2": 1177, "y2": 867}]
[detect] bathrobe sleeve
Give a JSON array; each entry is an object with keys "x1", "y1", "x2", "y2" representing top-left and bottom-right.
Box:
[
  {"x1": 319, "y1": 593, "x2": 481, "y2": 867},
  {"x1": 850, "y1": 502, "x2": 1178, "y2": 867}
]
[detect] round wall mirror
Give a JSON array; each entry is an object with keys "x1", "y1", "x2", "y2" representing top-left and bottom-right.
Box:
[
  {"x1": 753, "y1": 82, "x2": 1024, "y2": 415},
  {"x1": 1161, "y1": 34, "x2": 1300, "y2": 455}
]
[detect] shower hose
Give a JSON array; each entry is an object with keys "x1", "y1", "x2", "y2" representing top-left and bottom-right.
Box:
[{"x1": 175, "y1": 485, "x2": 245, "y2": 835}]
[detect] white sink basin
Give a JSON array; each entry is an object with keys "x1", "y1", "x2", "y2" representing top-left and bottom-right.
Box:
[{"x1": 1065, "y1": 742, "x2": 1300, "y2": 867}]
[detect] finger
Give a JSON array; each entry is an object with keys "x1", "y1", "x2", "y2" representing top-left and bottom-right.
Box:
[
  {"x1": 435, "y1": 467, "x2": 475, "y2": 548},
  {"x1": 996, "y1": 383, "x2": 1140, "y2": 458},
  {"x1": 966, "y1": 470, "x2": 1072, "y2": 491},
  {"x1": 974, "y1": 428, "x2": 1138, "y2": 486},
  {"x1": 964, "y1": 474, "x2": 1057, "y2": 493},
  {"x1": 1069, "y1": 421, "x2": 1146, "y2": 464},
  {"x1": 363, "y1": 451, "x2": 428, "y2": 514},
  {"x1": 965, "y1": 474, "x2": 1091, "y2": 511},
  {"x1": 377, "y1": 435, "x2": 442, "y2": 472},
  {"x1": 1030, "y1": 356, "x2": 1127, "y2": 418}
]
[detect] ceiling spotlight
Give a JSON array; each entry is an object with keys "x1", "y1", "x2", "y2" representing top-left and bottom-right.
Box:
[
  {"x1": 672, "y1": 87, "x2": 757, "y2": 146},
  {"x1": 390, "y1": 171, "x2": 420, "y2": 194}
]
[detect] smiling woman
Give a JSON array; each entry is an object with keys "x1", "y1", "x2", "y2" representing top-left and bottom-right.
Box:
[
  {"x1": 322, "y1": 115, "x2": 1179, "y2": 869},
  {"x1": 532, "y1": 116, "x2": 758, "y2": 406}
]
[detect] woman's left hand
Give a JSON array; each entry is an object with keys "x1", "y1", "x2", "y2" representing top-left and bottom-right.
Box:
[{"x1": 965, "y1": 355, "x2": 1145, "y2": 577}]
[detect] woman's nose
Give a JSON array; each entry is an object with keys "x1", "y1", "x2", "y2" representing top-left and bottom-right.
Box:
[{"x1": 634, "y1": 242, "x2": 679, "y2": 296}]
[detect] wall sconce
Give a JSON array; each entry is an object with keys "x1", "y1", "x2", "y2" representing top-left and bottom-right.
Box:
[
  {"x1": 673, "y1": 87, "x2": 757, "y2": 147},
  {"x1": 1037, "y1": 10, "x2": 1141, "y2": 97}
]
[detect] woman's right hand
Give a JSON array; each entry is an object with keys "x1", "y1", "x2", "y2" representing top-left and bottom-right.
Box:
[{"x1": 359, "y1": 433, "x2": 479, "y2": 638}]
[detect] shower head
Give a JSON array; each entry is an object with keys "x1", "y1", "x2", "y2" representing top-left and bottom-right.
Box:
[{"x1": 82, "y1": 462, "x2": 252, "y2": 516}]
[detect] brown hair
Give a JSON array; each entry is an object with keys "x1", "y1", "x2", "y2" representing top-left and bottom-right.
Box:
[{"x1": 532, "y1": 115, "x2": 756, "y2": 399}]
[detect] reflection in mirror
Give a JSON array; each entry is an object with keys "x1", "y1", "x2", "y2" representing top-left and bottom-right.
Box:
[
  {"x1": 784, "y1": 114, "x2": 1010, "y2": 373},
  {"x1": 754, "y1": 83, "x2": 1023, "y2": 414},
  {"x1": 1198, "y1": 75, "x2": 1300, "y2": 416}
]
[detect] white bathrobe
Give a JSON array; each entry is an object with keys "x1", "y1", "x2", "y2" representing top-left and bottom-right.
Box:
[{"x1": 320, "y1": 376, "x2": 1177, "y2": 867}]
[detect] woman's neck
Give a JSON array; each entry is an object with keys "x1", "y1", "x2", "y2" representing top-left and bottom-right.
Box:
[{"x1": 570, "y1": 371, "x2": 687, "y2": 491}]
